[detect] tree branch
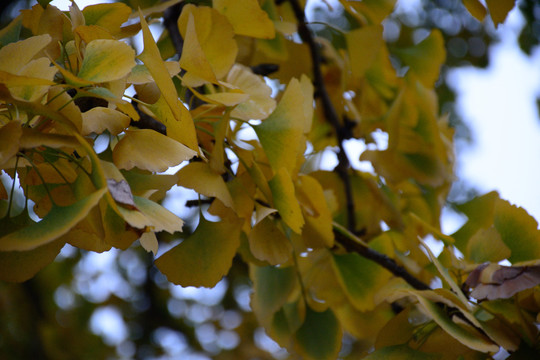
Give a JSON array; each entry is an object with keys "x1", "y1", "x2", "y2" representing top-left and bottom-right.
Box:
[
  {"x1": 287, "y1": 0, "x2": 356, "y2": 232},
  {"x1": 333, "y1": 223, "x2": 431, "y2": 291}
]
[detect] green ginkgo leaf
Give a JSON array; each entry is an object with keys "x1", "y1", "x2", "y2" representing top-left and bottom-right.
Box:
[{"x1": 0, "y1": 187, "x2": 106, "y2": 251}]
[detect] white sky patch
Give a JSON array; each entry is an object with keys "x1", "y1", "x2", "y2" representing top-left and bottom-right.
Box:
[{"x1": 448, "y1": 8, "x2": 540, "y2": 220}]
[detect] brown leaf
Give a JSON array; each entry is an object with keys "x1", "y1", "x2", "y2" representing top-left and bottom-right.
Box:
[
  {"x1": 107, "y1": 178, "x2": 138, "y2": 210},
  {"x1": 465, "y1": 262, "x2": 540, "y2": 301}
]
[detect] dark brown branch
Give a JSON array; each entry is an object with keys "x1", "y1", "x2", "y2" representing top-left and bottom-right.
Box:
[
  {"x1": 333, "y1": 225, "x2": 431, "y2": 291},
  {"x1": 287, "y1": 0, "x2": 356, "y2": 232}
]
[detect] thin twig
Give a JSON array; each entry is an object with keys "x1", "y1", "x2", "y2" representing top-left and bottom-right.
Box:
[
  {"x1": 333, "y1": 223, "x2": 431, "y2": 291},
  {"x1": 288, "y1": 0, "x2": 356, "y2": 232}
]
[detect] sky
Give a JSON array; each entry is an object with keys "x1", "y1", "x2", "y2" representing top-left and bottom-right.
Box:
[{"x1": 448, "y1": 7, "x2": 540, "y2": 224}]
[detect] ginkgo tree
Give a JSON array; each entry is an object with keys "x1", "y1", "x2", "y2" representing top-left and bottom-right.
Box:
[{"x1": 1, "y1": 0, "x2": 540, "y2": 358}]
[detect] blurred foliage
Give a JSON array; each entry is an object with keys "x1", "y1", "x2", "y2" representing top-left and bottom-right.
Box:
[{"x1": 1, "y1": 0, "x2": 540, "y2": 359}]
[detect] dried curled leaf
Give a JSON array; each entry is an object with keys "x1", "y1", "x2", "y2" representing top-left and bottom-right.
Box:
[{"x1": 465, "y1": 262, "x2": 540, "y2": 301}]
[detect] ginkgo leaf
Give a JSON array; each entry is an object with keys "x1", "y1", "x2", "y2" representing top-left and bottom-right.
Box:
[
  {"x1": 340, "y1": 0, "x2": 397, "y2": 24},
  {"x1": 485, "y1": 0, "x2": 515, "y2": 27},
  {"x1": 364, "y1": 344, "x2": 440, "y2": 360},
  {"x1": 0, "y1": 187, "x2": 106, "y2": 251},
  {"x1": 255, "y1": 78, "x2": 306, "y2": 174},
  {"x1": 178, "y1": 12, "x2": 218, "y2": 85},
  {"x1": 225, "y1": 64, "x2": 276, "y2": 120},
  {"x1": 393, "y1": 30, "x2": 445, "y2": 86},
  {"x1": 463, "y1": 0, "x2": 487, "y2": 21},
  {"x1": 155, "y1": 216, "x2": 242, "y2": 287},
  {"x1": 113, "y1": 129, "x2": 197, "y2": 172},
  {"x1": 127, "y1": 62, "x2": 180, "y2": 85},
  {"x1": 296, "y1": 175, "x2": 334, "y2": 248},
  {"x1": 346, "y1": 25, "x2": 383, "y2": 79},
  {"x1": 138, "y1": 13, "x2": 199, "y2": 151},
  {"x1": 294, "y1": 306, "x2": 342, "y2": 360},
  {"x1": 0, "y1": 34, "x2": 51, "y2": 74},
  {"x1": 178, "y1": 4, "x2": 237, "y2": 86},
  {"x1": 0, "y1": 14, "x2": 22, "y2": 47},
  {"x1": 213, "y1": 0, "x2": 275, "y2": 39},
  {"x1": 107, "y1": 178, "x2": 137, "y2": 209},
  {"x1": 132, "y1": 195, "x2": 183, "y2": 233},
  {"x1": 77, "y1": 39, "x2": 136, "y2": 83},
  {"x1": 493, "y1": 200, "x2": 540, "y2": 263},
  {"x1": 0, "y1": 121, "x2": 22, "y2": 167},
  {"x1": 332, "y1": 240, "x2": 392, "y2": 311},
  {"x1": 465, "y1": 262, "x2": 540, "y2": 301},
  {"x1": 248, "y1": 217, "x2": 292, "y2": 265},
  {"x1": 82, "y1": 2, "x2": 131, "y2": 35},
  {"x1": 414, "y1": 295, "x2": 499, "y2": 353},
  {"x1": 0, "y1": 237, "x2": 65, "y2": 282},
  {"x1": 139, "y1": 231, "x2": 158, "y2": 255},
  {"x1": 177, "y1": 162, "x2": 234, "y2": 209},
  {"x1": 82, "y1": 107, "x2": 130, "y2": 135},
  {"x1": 250, "y1": 264, "x2": 298, "y2": 324},
  {"x1": 268, "y1": 168, "x2": 304, "y2": 234}
]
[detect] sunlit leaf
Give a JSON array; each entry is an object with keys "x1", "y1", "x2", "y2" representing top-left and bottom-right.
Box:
[
  {"x1": 82, "y1": 2, "x2": 131, "y2": 35},
  {"x1": 178, "y1": 4, "x2": 237, "y2": 86},
  {"x1": 155, "y1": 216, "x2": 242, "y2": 287},
  {"x1": 0, "y1": 187, "x2": 106, "y2": 251},
  {"x1": 255, "y1": 78, "x2": 306, "y2": 174},
  {"x1": 268, "y1": 167, "x2": 304, "y2": 234},
  {"x1": 213, "y1": 0, "x2": 275, "y2": 39},
  {"x1": 127, "y1": 62, "x2": 180, "y2": 85},
  {"x1": 77, "y1": 39, "x2": 136, "y2": 83},
  {"x1": 296, "y1": 175, "x2": 334, "y2": 248},
  {"x1": 82, "y1": 107, "x2": 130, "y2": 135},
  {"x1": 113, "y1": 129, "x2": 197, "y2": 172},
  {"x1": 177, "y1": 162, "x2": 234, "y2": 209},
  {"x1": 138, "y1": 13, "x2": 199, "y2": 151},
  {"x1": 139, "y1": 231, "x2": 158, "y2": 255}
]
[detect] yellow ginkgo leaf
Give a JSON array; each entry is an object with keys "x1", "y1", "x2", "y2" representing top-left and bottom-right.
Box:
[
  {"x1": 155, "y1": 215, "x2": 243, "y2": 287},
  {"x1": 178, "y1": 4, "x2": 237, "y2": 86},
  {"x1": 0, "y1": 33, "x2": 50, "y2": 75},
  {"x1": 127, "y1": 62, "x2": 180, "y2": 85},
  {"x1": 226, "y1": 64, "x2": 276, "y2": 120},
  {"x1": 138, "y1": 13, "x2": 199, "y2": 151},
  {"x1": 213, "y1": 0, "x2": 275, "y2": 39},
  {"x1": 249, "y1": 217, "x2": 292, "y2": 265},
  {"x1": 346, "y1": 25, "x2": 383, "y2": 79},
  {"x1": 268, "y1": 167, "x2": 304, "y2": 234},
  {"x1": 177, "y1": 162, "x2": 234, "y2": 209},
  {"x1": 255, "y1": 78, "x2": 306, "y2": 174},
  {"x1": 139, "y1": 231, "x2": 158, "y2": 255},
  {"x1": 82, "y1": 2, "x2": 131, "y2": 36},
  {"x1": 77, "y1": 39, "x2": 136, "y2": 83},
  {"x1": 0, "y1": 121, "x2": 22, "y2": 167},
  {"x1": 82, "y1": 107, "x2": 130, "y2": 135},
  {"x1": 113, "y1": 129, "x2": 197, "y2": 172}
]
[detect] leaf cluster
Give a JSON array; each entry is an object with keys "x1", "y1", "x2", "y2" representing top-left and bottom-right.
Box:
[{"x1": 1, "y1": 0, "x2": 540, "y2": 358}]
